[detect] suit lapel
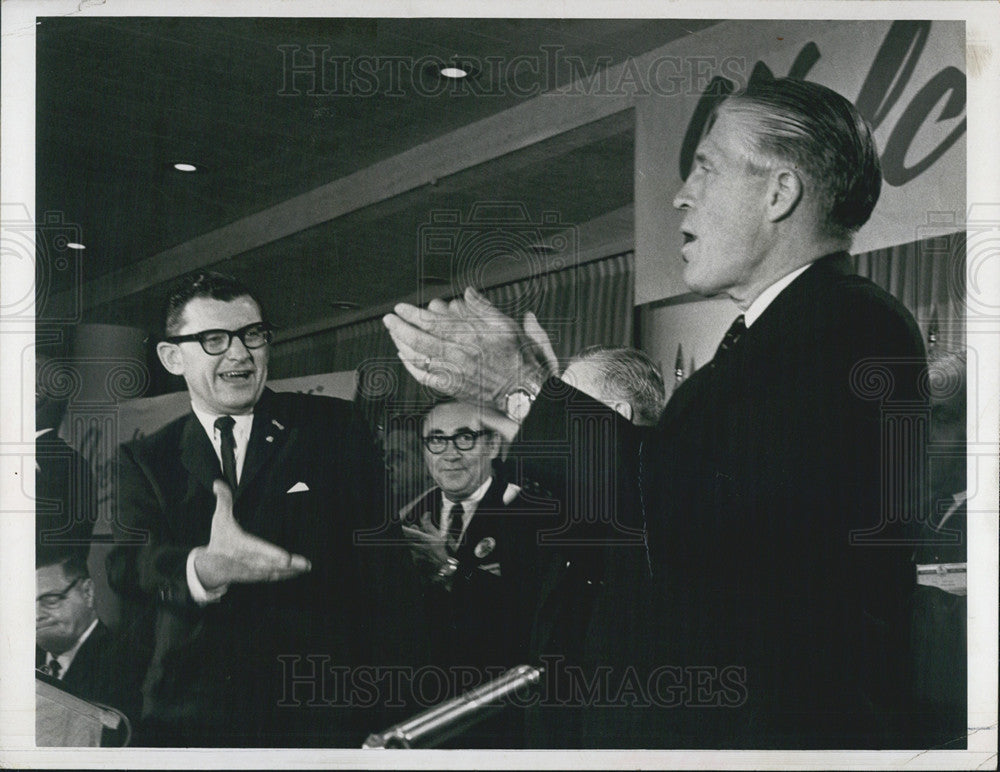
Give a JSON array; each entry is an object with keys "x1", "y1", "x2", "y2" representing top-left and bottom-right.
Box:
[
  {"x1": 455, "y1": 478, "x2": 505, "y2": 564},
  {"x1": 180, "y1": 413, "x2": 222, "y2": 494},
  {"x1": 658, "y1": 253, "x2": 852, "y2": 433},
  {"x1": 62, "y1": 622, "x2": 104, "y2": 692},
  {"x1": 239, "y1": 389, "x2": 290, "y2": 500},
  {"x1": 404, "y1": 487, "x2": 442, "y2": 530}
]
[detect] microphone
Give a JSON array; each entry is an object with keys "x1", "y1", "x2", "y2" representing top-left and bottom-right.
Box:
[{"x1": 362, "y1": 664, "x2": 543, "y2": 749}]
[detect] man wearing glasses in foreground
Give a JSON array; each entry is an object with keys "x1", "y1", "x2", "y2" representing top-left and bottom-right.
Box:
[{"x1": 107, "y1": 271, "x2": 425, "y2": 747}]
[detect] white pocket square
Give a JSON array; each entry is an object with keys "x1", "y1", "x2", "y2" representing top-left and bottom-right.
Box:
[{"x1": 286, "y1": 481, "x2": 310, "y2": 493}]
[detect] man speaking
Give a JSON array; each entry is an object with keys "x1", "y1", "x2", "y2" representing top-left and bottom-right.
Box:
[
  {"x1": 384, "y1": 78, "x2": 927, "y2": 748},
  {"x1": 108, "y1": 271, "x2": 424, "y2": 747}
]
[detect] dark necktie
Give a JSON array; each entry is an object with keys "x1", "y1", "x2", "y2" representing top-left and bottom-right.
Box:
[
  {"x1": 214, "y1": 415, "x2": 238, "y2": 491},
  {"x1": 445, "y1": 502, "x2": 464, "y2": 555},
  {"x1": 46, "y1": 656, "x2": 62, "y2": 679},
  {"x1": 710, "y1": 314, "x2": 747, "y2": 367}
]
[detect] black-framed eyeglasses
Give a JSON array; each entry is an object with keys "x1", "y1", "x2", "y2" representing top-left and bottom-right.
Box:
[
  {"x1": 422, "y1": 429, "x2": 488, "y2": 454},
  {"x1": 163, "y1": 322, "x2": 273, "y2": 355},
  {"x1": 36, "y1": 577, "x2": 83, "y2": 610}
]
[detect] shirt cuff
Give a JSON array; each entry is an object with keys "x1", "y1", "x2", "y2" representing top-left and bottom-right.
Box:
[{"x1": 186, "y1": 547, "x2": 228, "y2": 605}]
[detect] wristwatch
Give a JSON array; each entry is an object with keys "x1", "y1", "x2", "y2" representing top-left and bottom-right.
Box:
[{"x1": 504, "y1": 386, "x2": 537, "y2": 422}]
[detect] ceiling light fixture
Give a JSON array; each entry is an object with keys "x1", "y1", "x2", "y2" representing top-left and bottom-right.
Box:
[
  {"x1": 172, "y1": 162, "x2": 199, "y2": 173},
  {"x1": 439, "y1": 66, "x2": 468, "y2": 79},
  {"x1": 66, "y1": 242, "x2": 86, "y2": 250}
]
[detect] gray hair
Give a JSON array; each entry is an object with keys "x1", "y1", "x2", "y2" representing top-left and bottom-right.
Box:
[
  {"x1": 714, "y1": 77, "x2": 882, "y2": 241},
  {"x1": 567, "y1": 346, "x2": 667, "y2": 426}
]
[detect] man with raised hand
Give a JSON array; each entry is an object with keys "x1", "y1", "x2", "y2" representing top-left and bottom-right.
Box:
[
  {"x1": 384, "y1": 78, "x2": 927, "y2": 748},
  {"x1": 108, "y1": 270, "x2": 424, "y2": 747}
]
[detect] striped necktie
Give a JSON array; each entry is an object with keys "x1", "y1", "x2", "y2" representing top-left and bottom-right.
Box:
[{"x1": 709, "y1": 314, "x2": 747, "y2": 367}]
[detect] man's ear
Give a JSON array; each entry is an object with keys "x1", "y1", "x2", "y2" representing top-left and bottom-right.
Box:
[
  {"x1": 766, "y1": 168, "x2": 803, "y2": 223},
  {"x1": 612, "y1": 401, "x2": 634, "y2": 423},
  {"x1": 485, "y1": 431, "x2": 502, "y2": 460},
  {"x1": 156, "y1": 341, "x2": 185, "y2": 376},
  {"x1": 81, "y1": 577, "x2": 95, "y2": 609}
]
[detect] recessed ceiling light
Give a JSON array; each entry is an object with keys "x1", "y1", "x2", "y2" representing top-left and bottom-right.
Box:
[
  {"x1": 329, "y1": 301, "x2": 361, "y2": 310},
  {"x1": 440, "y1": 66, "x2": 468, "y2": 79},
  {"x1": 172, "y1": 162, "x2": 199, "y2": 173},
  {"x1": 66, "y1": 242, "x2": 86, "y2": 250}
]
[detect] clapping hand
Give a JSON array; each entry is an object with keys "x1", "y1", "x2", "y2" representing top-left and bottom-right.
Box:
[
  {"x1": 383, "y1": 287, "x2": 557, "y2": 416},
  {"x1": 401, "y1": 524, "x2": 459, "y2": 589},
  {"x1": 193, "y1": 480, "x2": 312, "y2": 591}
]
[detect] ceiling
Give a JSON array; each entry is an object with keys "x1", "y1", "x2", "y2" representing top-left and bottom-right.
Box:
[{"x1": 35, "y1": 16, "x2": 718, "y2": 337}]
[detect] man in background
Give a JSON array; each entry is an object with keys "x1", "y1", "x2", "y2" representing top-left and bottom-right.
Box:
[
  {"x1": 402, "y1": 399, "x2": 554, "y2": 747},
  {"x1": 382, "y1": 413, "x2": 434, "y2": 512},
  {"x1": 560, "y1": 345, "x2": 667, "y2": 427},
  {"x1": 526, "y1": 344, "x2": 666, "y2": 747},
  {"x1": 911, "y1": 349, "x2": 967, "y2": 747},
  {"x1": 35, "y1": 348, "x2": 97, "y2": 565},
  {"x1": 36, "y1": 552, "x2": 138, "y2": 722}
]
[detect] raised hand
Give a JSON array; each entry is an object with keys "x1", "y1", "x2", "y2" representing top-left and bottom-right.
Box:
[
  {"x1": 383, "y1": 287, "x2": 557, "y2": 412},
  {"x1": 523, "y1": 310, "x2": 559, "y2": 376},
  {"x1": 193, "y1": 480, "x2": 312, "y2": 590}
]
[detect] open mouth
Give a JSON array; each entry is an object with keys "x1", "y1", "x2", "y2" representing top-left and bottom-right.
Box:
[
  {"x1": 219, "y1": 370, "x2": 253, "y2": 382},
  {"x1": 681, "y1": 231, "x2": 696, "y2": 245}
]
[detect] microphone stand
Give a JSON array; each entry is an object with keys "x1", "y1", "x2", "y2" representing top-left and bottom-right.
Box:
[{"x1": 362, "y1": 664, "x2": 544, "y2": 749}]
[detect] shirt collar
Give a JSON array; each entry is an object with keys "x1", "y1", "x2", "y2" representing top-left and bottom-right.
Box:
[
  {"x1": 744, "y1": 262, "x2": 813, "y2": 327},
  {"x1": 51, "y1": 617, "x2": 99, "y2": 676},
  {"x1": 191, "y1": 403, "x2": 254, "y2": 441},
  {"x1": 444, "y1": 475, "x2": 494, "y2": 515}
]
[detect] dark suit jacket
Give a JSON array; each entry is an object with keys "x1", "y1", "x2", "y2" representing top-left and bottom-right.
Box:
[
  {"x1": 106, "y1": 389, "x2": 427, "y2": 747},
  {"x1": 35, "y1": 432, "x2": 97, "y2": 564},
  {"x1": 402, "y1": 475, "x2": 559, "y2": 747},
  {"x1": 515, "y1": 254, "x2": 927, "y2": 749},
  {"x1": 36, "y1": 621, "x2": 139, "y2": 721},
  {"x1": 403, "y1": 476, "x2": 556, "y2": 671}
]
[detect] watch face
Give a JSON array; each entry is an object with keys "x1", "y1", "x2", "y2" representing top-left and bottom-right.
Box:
[{"x1": 506, "y1": 390, "x2": 533, "y2": 421}]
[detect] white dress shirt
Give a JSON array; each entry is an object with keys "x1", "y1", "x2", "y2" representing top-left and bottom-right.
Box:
[
  {"x1": 190, "y1": 405, "x2": 254, "y2": 484},
  {"x1": 439, "y1": 476, "x2": 494, "y2": 543},
  {"x1": 744, "y1": 262, "x2": 813, "y2": 327},
  {"x1": 186, "y1": 405, "x2": 256, "y2": 605},
  {"x1": 45, "y1": 617, "x2": 99, "y2": 679}
]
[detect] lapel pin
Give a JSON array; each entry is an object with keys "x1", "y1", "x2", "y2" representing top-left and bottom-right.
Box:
[
  {"x1": 271, "y1": 419, "x2": 285, "y2": 431},
  {"x1": 265, "y1": 436, "x2": 274, "y2": 442},
  {"x1": 474, "y1": 537, "x2": 496, "y2": 559}
]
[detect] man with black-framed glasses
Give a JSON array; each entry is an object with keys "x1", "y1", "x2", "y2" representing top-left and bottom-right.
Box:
[
  {"x1": 36, "y1": 552, "x2": 139, "y2": 724},
  {"x1": 106, "y1": 270, "x2": 427, "y2": 747},
  {"x1": 401, "y1": 399, "x2": 557, "y2": 747}
]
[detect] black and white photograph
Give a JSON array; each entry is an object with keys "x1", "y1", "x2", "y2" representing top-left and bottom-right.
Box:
[{"x1": 1, "y1": 1, "x2": 997, "y2": 767}]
